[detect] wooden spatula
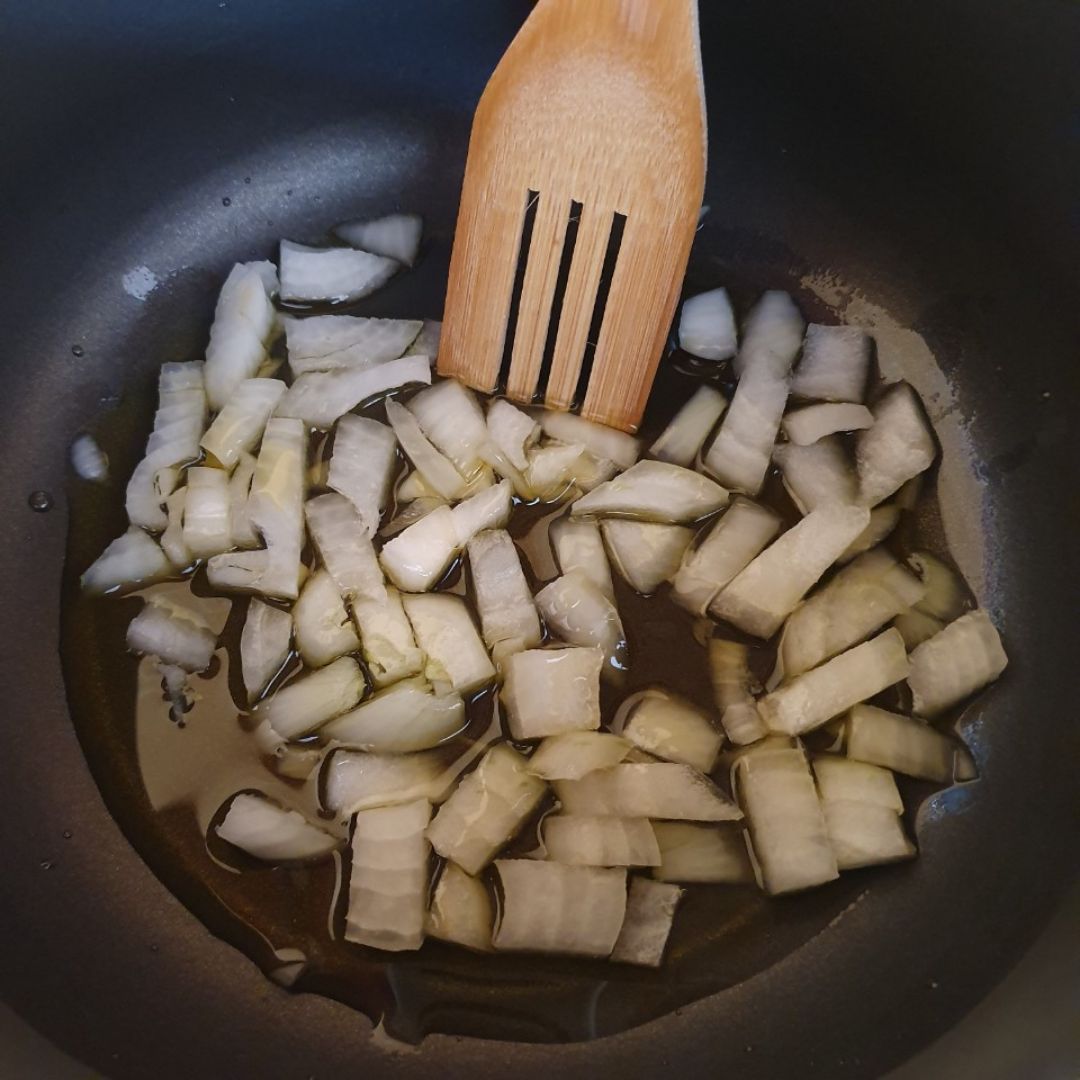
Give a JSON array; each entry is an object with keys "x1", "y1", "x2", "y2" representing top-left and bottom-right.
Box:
[{"x1": 437, "y1": 0, "x2": 706, "y2": 433}]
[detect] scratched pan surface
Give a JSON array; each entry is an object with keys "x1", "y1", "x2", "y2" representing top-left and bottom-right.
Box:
[{"x1": 0, "y1": 1, "x2": 1077, "y2": 1077}]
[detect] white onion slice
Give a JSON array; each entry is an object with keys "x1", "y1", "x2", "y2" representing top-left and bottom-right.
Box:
[
  {"x1": 711, "y1": 503, "x2": 869, "y2": 638},
  {"x1": 821, "y1": 800, "x2": 916, "y2": 870},
  {"x1": 181, "y1": 467, "x2": 232, "y2": 559},
  {"x1": 426, "y1": 862, "x2": 493, "y2": 952},
  {"x1": 651, "y1": 822, "x2": 753, "y2": 884},
  {"x1": 708, "y1": 639, "x2": 767, "y2": 746},
  {"x1": 782, "y1": 402, "x2": 873, "y2": 446},
  {"x1": 466, "y1": 529, "x2": 541, "y2": 662},
  {"x1": 404, "y1": 319, "x2": 441, "y2": 358},
  {"x1": 82, "y1": 526, "x2": 173, "y2": 594},
  {"x1": 397, "y1": 470, "x2": 434, "y2": 502},
  {"x1": 554, "y1": 763, "x2": 741, "y2": 821},
  {"x1": 549, "y1": 517, "x2": 615, "y2": 601},
  {"x1": 539, "y1": 410, "x2": 641, "y2": 470},
  {"x1": 702, "y1": 374, "x2": 787, "y2": 497},
  {"x1": 324, "y1": 748, "x2": 454, "y2": 815},
  {"x1": 492, "y1": 861, "x2": 627, "y2": 957},
  {"x1": 908, "y1": 551, "x2": 969, "y2": 622},
  {"x1": 401, "y1": 592, "x2": 496, "y2": 695},
  {"x1": 648, "y1": 384, "x2": 728, "y2": 466},
  {"x1": 502, "y1": 647, "x2": 603, "y2": 740},
  {"x1": 907, "y1": 609, "x2": 1008, "y2": 717},
  {"x1": 216, "y1": 792, "x2": 338, "y2": 863},
  {"x1": 572, "y1": 452, "x2": 620, "y2": 493},
  {"x1": 845, "y1": 704, "x2": 958, "y2": 781},
  {"x1": 385, "y1": 399, "x2": 468, "y2": 500},
  {"x1": 345, "y1": 798, "x2": 431, "y2": 952},
  {"x1": 406, "y1": 379, "x2": 490, "y2": 476},
  {"x1": 451, "y1": 479, "x2": 512, "y2": 545},
  {"x1": 617, "y1": 690, "x2": 723, "y2": 773},
  {"x1": 732, "y1": 291, "x2": 805, "y2": 380},
  {"x1": 241, "y1": 598, "x2": 292, "y2": 702},
  {"x1": 378, "y1": 504, "x2": 459, "y2": 592},
  {"x1": 350, "y1": 586, "x2": 425, "y2": 687},
  {"x1": 790, "y1": 324, "x2": 871, "y2": 403},
  {"x1": 543, "y1": 815, "x2": 660, "y2": 867},
  {"x1": 525, "y1": 442, "x2": 587, "y2": 501},
  {"x1": 601, "y1": 520, "x2": 693, "y2": 595},
  {"x1": 678, "y1": 287, "x2": 737, "y2": 361},
  {"x1": 335, "y1": 212, "x2": 422, "y2": 266},
  {"x1": 893, "y1": 607, "x2": 945, "y2": 649},
  {"x1": 672, "y1": 497, "x2": 781, "y2": 615},
  {"x1": 487, "y1": 399, "x2": 540, "y2": 472},
  {"x1": 256, "y1": 656, "x2": 365, "y2": 739},
  {"x1": 200, "y1": 378, "x2": 286, "y2": 468},
  {"x1": 534, "y1": 571, "x2": 627, "y2": 675},
  {"x1": 856, "y1": 382, "x2": 937, "y2": 506},
  {"x1": 322, "y1": 677, "x2": 465, "y2": 752},
  {"x1": 325, "y1": 414, "x2": 397, "y2": 537},
  {"x1": 812, "y1": 757, "x2": 903, "y2": 811},
  {"x1": 305, "y1": 493, "x2": 386, "y2": 604},
  {"x1": 70, "y1": 433, "x2": 108, "y2": 482},
  {"x1": 426, "y1": 743, "x2": 546, "y2": 874},
  {"x1": 204, "y1": 263, "x2": 276, "y2": 411},
  {"x1": 734, "y1": 747, "x2": 838, "y2": 895},
  {"x1": 572, "y1": 460, "x2": 728, "y2": 523},
  {"x1": 774, "y1": 436, "x2": 858, "y2": 513},
  {"x1": 837, "y1": 504, "x2": 900, "y2": 564},
  {"x1": 127, "y1": 595, "x2": 217, "y2": 672},
  {"x1": 276, "y1": 354, "x2": 432, "y2": 430},
  {"x1": 228, "y1": 452, "x2": 259, "y2": 549},
  {"x1": 279, "y1": 240, "x2": 397, "y2": 304},
  {"x1": 758, "y1": 628, "x2": 909, "y2": 736},
  {"x1": 292, "y1": 568, "x2": 360, "y2": 668},
  {"x1": 283, "y1": 313, "x2": 419, "y2": 360},
  {"x1": 526, "y1": 732, "x2": 631, "y2": 780}
]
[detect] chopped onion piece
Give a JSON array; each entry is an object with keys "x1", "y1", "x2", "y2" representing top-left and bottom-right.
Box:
[
  {"x1": 385, "y1": 399, "x2": 468, "y2": 500},
  {"x1": 335, "y1": 212, "x2": 422, "y2": 266},
  {"x1": 572, "y1": 460, "x2": 728, "y2": 523},
  {"x1": 216, "y1": 793, "x2": 338, "y2": 862},
  {"x1": 378, "y1": 504, "x2": 459, "y2": 592},
  {"x1": 404, "y1": 319, "x2": 441, "y2": 358},
  {"x1": 283, "y1": 313, "x2": 420, "y2": 360},
  {"x1": 525, "y1": 442, "x2": 586, "y2": 500},
  {"x1": 70, "y1": 433, "x2": 108, "y2": 482},
  {"x1": 325, "y1": 414, "x2": 397, "y2": 536},
  {"x1": 200, "y1": 378, "x2": 286, "y2": 467},
  {"x1": 732, "y1": 291, "x2": 805, "y2": 380},
  {"x1": 305, "y1": 493, "x2": 386, "y2": 604},
  {"x1": 821, "y1": 800, "x2": 916, "y2": 870},
  {"x1": 543, "y1": 815, "x2": 660, "y2": 867},
  {"x1": 539, "y1": 410, "x2": 641, "y2": 470},
  {"x1": 554, "y1": 763, "x2": 741, "y2": 821},
  {"x1": 648, "y1": 384, "x2": 728, "y2": 466},
  {"x1": 276, "y1": 354, "x2": 432, "y2": 430},
  {"x1": 427, "y1": 863, "x2": 493, "y2": 952},
  {"x1": 678, "y1": 287, "x2": 737, "y2": 361},
  {"x1": 324, "y1": 748, "x2": 454, "y2": 815},
  {"x1": 350, "y1": 586, "x2": 425, "y2": 687},
  {"x1": 813, "y1": 757, "x2": 903, "y2": 811},
  {"x1": 397, "y1": 470, "x2": 433, "y2": 502},
  {"x1": 549, "y1": 517, "x2": 614, "y2": 601},
  {"x1": 774, "y1": 437, "x2": 858, "y2": 513},
  {"x1": 758, "y1": 629, "x2": 909, "y2": 736},
  {"x1": 672, "y1": 497, "x2": 781, "y2": 614},
  {"x1": 292, "y1": 569, "x2": 360, "y2": 667},
  {"x1": 893, "y1": 607, "x2": 945, "y2": 649},
  {"x1": 407, "y1": 379, "x2": 490, "y2": 475},
  {"x1": 82, "y1": 526, "x2": 172, "y2": 594},
  {"x1": 711, "y1": 504, "x2": 870, "y2": 638},
  {"x1": 487, "y1": 399, "x2": 540, "y2": 472},
  {"x1": 228, "y1": 452, "x2": 259, "y2": 548},
  {"x1": 837, "y1": 505, "x2": 900, "y2": 564},
  {"x1": 493, "y1": 861, "x2": 626, "y2": 957},
  {"x1": 322, "y1": 677, "x2": 465, "y2": 752},
  {"x1": 856, "y1": 382, "x2": 937, "y2": 506},
  {"x1": 776, "y1": 548, "x2": 925, "y2": 679},
  {"x1": 846, "y1": 704, "x2": 959, "y2": 781},
  {"x1": 782, "y1": 402, "x2": 873, "y2": 446},
  {"x1": 601, "y1": 520, "x2": 693, "y2": 595},
  {"x1": 617, "y1": 690, "x2": 723, "y2": 773},
  {"x1": 204, "y1": 263, "x2": 276, "y2": 411},
  {"x1": 527, "y1": 732, "x2": 631, "y2": 780},
  {"x1": 908, "y1": 551, "x2": 969, "y2": 622},
  {"x1": 734, "y1": 747, "x2": 838, "y2": 895},
  {"x1": 256, "y1": 656, "x2": 365, "y2": 739},
  {"x1": 279, "y1": 239, "x2": 397, "y2": 304},
  {"x1": 426, "y1": 744, "x2": 546, "y2": 874},
  {"x1": 502, "y1": 647, "x2": 603, "y2": 740},
  {"x1": 466, "y1": 529, "x2": 541, "y2": 662},
  {"x1": 160, "y1": 489, "x2": 193, "y2": 569},
  {"x1": 651, "y1": 822, "x2": 753, "y2": 884},
  {"x1": 345, "y1": 798, "x2": 431, "y2": 952},
  {"x1": 572, "y1": 452, "x2": 620, "y2": 493},
  {"x1": 708, "y1": 639, "x2": 767, "y2": 745},
  {"x1": 401, "y1": 592, "x2": 495, "y2": 695},
  {"x1": 181, "y1": 467, "x2": 232, "y2": 559},
  {"x1": 908, "y1": 609, "x2": 1008, "y2": 717},
  {"x1": 127, "y1": 595, "x2": 217, "y2": 672},
  {"x1": 241, "y1": 598, "x2": 292, "y2": 701},
  {"x1": 702, "y1": 376, "x2": 787, "y2": 497},
  {"x1": 535, "y1": 571, "x2": 627, "y2": 674},
  {"x1": 790, "y1": 324, "x2": 871, "y2": 403},
  {"x1": 451, "y1": 479, "x2": 512, "y2": 545}
]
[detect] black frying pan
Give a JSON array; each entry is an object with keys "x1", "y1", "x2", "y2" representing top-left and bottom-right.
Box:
[{"x1": 1, "y1": 1, "x2": 1077, "y2": 1077}]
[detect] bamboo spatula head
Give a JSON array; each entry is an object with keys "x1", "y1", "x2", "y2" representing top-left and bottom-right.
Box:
[{"x1": 437, "y1": 0, "x2": 706, "y2": 432}]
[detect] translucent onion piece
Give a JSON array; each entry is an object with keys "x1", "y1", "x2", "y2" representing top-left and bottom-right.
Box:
[
  {"x1": 734, "y1": 747, "x2": 838, "y2": 895},
  {"x1": 611, "y1": 877, "x2": 683, "y2": 967},
  {"x1": 216, "y1": 793, "x2": 338, "y2": 862},
  {"x1": 403, "y1": 319, "x2": 441, "y2": 358},
  {"x1": 350, "y1": 586, "x2": 425, "y2": 688},
  {"x1": 708, "y1": 639, "x2": 767, "y2": 745},
  {"x1": 321, "y1": 678, "x2": 465, "y2": 752},
  {"x1": 305, "y1": 493, "x2": 386, "y2": 604},
  {"x1": 379, "y1": 504, "x2": 459, "y2": 592},
  {"x1": 279, "y1": 239, "x2": 397, "y2": 304},
  {"x1": 492, "y1": 861, "x2": 627, "y2": 957},
  {"x1": 648, "y1": 384, "x2": 728, "y2": 466},
  {"x1": 127, "y1": 595, "x2": 217, "y2": 672},
  {"x1": 241, "y1": 598, "x2": 292, "y2": 702},
  {"x1": 539, "y1": 410, "x2": 641, "y2": 470},
  {"x1": 335, "y1": 212, "x2": 423, "y2": 266},
  {"x1": 451, "y1": 479, "x2": 513, "y2": 545},
  {"x1": 837, "y1": 505, "x2": 900, "y2": 564},
  {"x1": 200, "y1": 378, "x2": 286, "y2": 467},
  {"x1": 502, "y1": 647, "x2": 603, "y2": 740},
  {"x1": 292, "y1": 568, "x2": 360, "y2": 668},
  {"x1": 773, "y1": 437, "x2": 858, "y2": 513},
  {"x1": 617, "y1": 690, "x2": 723, "y2": 773},
  {"x1": 821, "y1": 800, "x2": 916, "y2": 870},
  {"x1": 893, "y1": 607, "x2": 945, "y2": 649},
  {"x1": 672, "y1": 497, "x2": 781, "y2": 615},
  {"x1": 812, "y1": 757, "x2": 903, "y2": 811},
  {"x1": 711, "y1": 503, "x2": 870, "y2": 638},
  {"x1": 846, "y1": 704, "x2": 957, "y2": 781},
  {"x1": 549, "y1": 517, "x2": 615, "y2": 601},
  {"x1": 776, "y1": 548, "x2": 925, "y2": 679},
  {"x1": 228, "y1": 452, "x2": 259, "y2": 548},
  {"x1": 325, "y1": 414, "x2": 397, "y2": 536},
  {"x1": 397, "y1": 470, "x2": 433, "y2": 502},
  {"x1": 527, "y1": 732, "x2": 631, "y2": 780},
  {"x1": 758, "y1": 629, "x2": 909, "y2": 736},
  {"x1": 82, "y1": 526, "x2": 172, "y2": 594},
  {"x1": 487, "y1": 398, "x2": 540, "y2": 472},
  {"x1": 407, "y1": 379, "x2": 490, "y2": 475},
  {"x1": 525, "y1": 442, "x2": 587, "y2": 501},
  {"x1": 554, "y1": 763, "x2": 742, "y2": 821},
  {"x1": 256, "y1": 656, "x2": 365, "y2": 739},
  {"x1": 384, "y1": 398, "x2": 467, "y2": 500},
  {"x1": 426, "y1": 862, "x2": 494, "y2": 952},
  {"x1": 160, "y1": 489, "x2": 193, "y2": 569},
  {"x1": 276, "y1": 354, "x2": 432, "y2": 430},
  {"x1": 70, "y1": 433, "x2": 108, "y2": 482},
  {"x1": 790, "y1": 324, "x2": 872, "y2": 403},
  {"x1": 856, "y1": 382, "x2": 937, "y2": 506},
  {"x1": 345, "y1": 798, "x2": 431, "y2": 952},
  {"x1": 204, "y1": 263, "x2": 276, "y2": 411},
  {"x1": 907, "y1": 609, "x2": 1008, "y2": 717},
  {"x1": 466, "y1": 529, "x2": 541, "y2": 662},
  {"x1": 731, "y1": 291, "x2": 805, "y2": 380},
  {"x1": 572, "y1": 452, "x2": 620, "y2": 493},
  {"x1": 678, "y1": 287, "x2": 737, "y2": 362},
  {"x1": 181, "y1": 467, "x2": 232, "y2": 559},
  {"x1": 401, "y1": 592, "x2": 496, "y2": 695},
  {"x1": 908, "y1": 551, "x2": 969, "y2": 622},
  {"x1": 782, "y1": 402, "x2": 874, "y2": 446},
  {"x1": 601, "y1": 520, "x2": 693, "y2": 595},
  {"x1": 426, "y1": 744, "x2": 546, "y2": 874},
  {"x1": 572, "y1": 460, "x2": 729, "y2": 523},
  {"x1": 651, "y1": 822, "x2": 754, "y2": 883},
  {"x1": 543, "y1": 815, "x2": 660, "y2": 867},
  {"x1": 534, "y1": 571, "x2": 627, "y2": 675},
  {"x1": 323, "y1": 748, "x2": 453, "y2": 815},
  {"x1": 287, "y1": 320, "x2": 422, "y2": 375}
]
